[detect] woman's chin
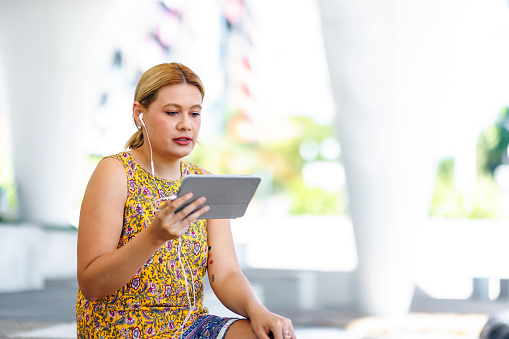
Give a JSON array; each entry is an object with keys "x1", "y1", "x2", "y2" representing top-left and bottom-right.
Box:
[{"x1": 172, "y1": 150, "x2": 193, "y2": 160}]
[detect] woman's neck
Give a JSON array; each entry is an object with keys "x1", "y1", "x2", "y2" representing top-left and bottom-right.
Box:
[{"x1": 130, "y1": 146, "x2": 183, "y2": 181}]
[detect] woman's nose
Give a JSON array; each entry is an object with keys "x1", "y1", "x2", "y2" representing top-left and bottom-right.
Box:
[{"x1": 178, "y1": 114, "x2": 192, "y2": 130}]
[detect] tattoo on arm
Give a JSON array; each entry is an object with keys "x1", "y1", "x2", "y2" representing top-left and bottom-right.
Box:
[{"x1": 212, "y1": 274, "x2": 215, "y2": 282}]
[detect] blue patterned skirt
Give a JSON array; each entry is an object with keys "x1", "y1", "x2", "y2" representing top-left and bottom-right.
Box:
[{"x1": 180, "y1": 315, "x2": 240, "y2": 339}]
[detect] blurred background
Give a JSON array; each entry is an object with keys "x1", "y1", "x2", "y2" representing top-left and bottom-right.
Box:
[{"x1": 1, "y1": 0, "x2": 509, "y2": 337}]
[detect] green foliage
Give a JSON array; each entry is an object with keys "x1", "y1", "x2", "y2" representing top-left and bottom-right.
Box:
[
  {"x1": 477, "y1": 106, "x2": 509, "y2": 175},
  {"x1": 0, "y1": 153, "x2": 18, "y2": 222},
  {"x1": 288, "y1": 182, "x2": 347, "y2": 215},
  {"x1": 430, "y1": 158, "x2": 500, "y2": 218},
  {"x1": 258, "y1": 116, "x2": 344, "y2": 214},
  {"x1": 430, "y1": 107, "x2": 509, "y2": 219}
]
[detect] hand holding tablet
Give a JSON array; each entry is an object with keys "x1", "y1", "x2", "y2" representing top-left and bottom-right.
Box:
[{"x1": 175, "y1": 175, "x2": 261, "y2": 219}]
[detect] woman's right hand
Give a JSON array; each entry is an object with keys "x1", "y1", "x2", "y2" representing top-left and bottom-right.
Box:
[{"x1": 149, "y1": 193, "x2": 209, "y2": 243}]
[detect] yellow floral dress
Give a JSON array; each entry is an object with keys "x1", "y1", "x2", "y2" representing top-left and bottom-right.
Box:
[{"x1": 76, "y1": 152, "x2": 210, "y2": 339}]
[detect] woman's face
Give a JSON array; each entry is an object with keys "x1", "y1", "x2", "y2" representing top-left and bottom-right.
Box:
[{"x1": 138, "y1": 84, "x2": 203, "y2": 161}]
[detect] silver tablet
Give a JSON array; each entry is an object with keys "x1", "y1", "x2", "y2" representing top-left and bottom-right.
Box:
[{"x1": 175, "y1": 174, "x2": 261, "y2": 219}]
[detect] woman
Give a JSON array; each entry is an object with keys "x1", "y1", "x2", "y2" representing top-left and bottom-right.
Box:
[{"x1": 76, "y1": 63, "x2": 296, "y2": 339}]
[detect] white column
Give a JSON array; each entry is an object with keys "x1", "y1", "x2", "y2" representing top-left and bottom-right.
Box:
[
  {"x1": 0, "y1": 0, "x2": 116, "y2": 226},
  {"x1": 317, "y1": 0, "x2": 462, "y2": 315}
]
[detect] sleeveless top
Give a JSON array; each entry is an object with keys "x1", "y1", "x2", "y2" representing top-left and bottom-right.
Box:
[{"x1": 76, "y1": 152, "x2": 209, "y2": 339}]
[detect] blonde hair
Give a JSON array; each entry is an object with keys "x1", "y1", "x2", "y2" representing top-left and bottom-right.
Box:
[{"x1": 124, "y1": 63, "x2": 205, "y2": 149}]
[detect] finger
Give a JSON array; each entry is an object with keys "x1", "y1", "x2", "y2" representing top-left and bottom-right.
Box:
[
  {"x1": 156, "y1": 193, "x2": 194, "y2": 216},
  {"x1": 178, "y1": 198, "x2": 209, "y2": 222},
  {"x1": 168, "y1": 192, "x2": 194, "y2": 211},
  {"x1": 283, "y1": 328, "x2": 295, "y2": 339},
  {"x1": 182, "y1": 204, "x2": 210, "y2": 222},
  {"x1": 255, "y1": 328, "x2": 273, "y2": 339},
  {"x1": 272, "y1": 318, "x2": 296, "y2": 339},
  {"x1": 167, "y1": 204, "x2": 208, "y2": 239},
  {"x1": 285, "y1": 319, "x2": 296, "y2": 339},
  {"x1": 175, "y1": 194, "x2": 208, "y2": 219},
  {"x1": 157, "y1": 197, "x2": 207, "y2": 235},
  {"x1": 269, "y1": 323, "x2": 284, "y2": 339}
]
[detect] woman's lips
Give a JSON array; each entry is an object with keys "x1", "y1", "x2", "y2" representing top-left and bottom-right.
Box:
[{"x1": 173, "y1": 137, "x2": 192, "y2": 146}]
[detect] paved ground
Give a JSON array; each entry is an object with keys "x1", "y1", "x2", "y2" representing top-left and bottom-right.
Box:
[
  {"x1": 0, "y1": 279, "x2": 76, "y2": 339},
  {"x1": 0, "y1": 279, "x2": 354, "y2": 339},
  {"x1": 0, "y1": 278, "x2": 505, "y2": 339}
]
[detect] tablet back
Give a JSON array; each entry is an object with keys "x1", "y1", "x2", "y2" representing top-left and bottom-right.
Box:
[{"x1": 176, "y1": 175, "x2": 261, "y2": 219}]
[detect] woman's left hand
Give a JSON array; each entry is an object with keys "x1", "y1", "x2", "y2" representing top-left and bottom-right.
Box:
[{"x1": 249, "y1": 307, "x2": 296, "y2": 339}]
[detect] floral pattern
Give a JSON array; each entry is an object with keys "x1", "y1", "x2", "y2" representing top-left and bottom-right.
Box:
[{"x1": 76, "y1": 152, "x2": 209, "y2": 339}]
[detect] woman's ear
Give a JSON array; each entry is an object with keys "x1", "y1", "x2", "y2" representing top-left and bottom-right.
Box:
[{"x1": 133, "y1": 102, "x2": 143, "y2": 127}]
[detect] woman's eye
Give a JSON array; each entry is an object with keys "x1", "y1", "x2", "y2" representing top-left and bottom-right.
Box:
[
  {"x1": 166, "y1": 111, "x2": 178, "y2": 116},
  {"x1": 191, "y1": 112, "x2": 201, "y2": 117}
]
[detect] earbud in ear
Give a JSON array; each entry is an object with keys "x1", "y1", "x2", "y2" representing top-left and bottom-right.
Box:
[{"x1": 139, "y1": 113, "x2": 145, "y2": 126}]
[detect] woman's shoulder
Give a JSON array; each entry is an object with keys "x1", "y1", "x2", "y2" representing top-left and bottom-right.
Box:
[
  {"x1": 84, "y1": 154, "x2": 128, "y2": 202},
  {"x1": 183, "y1": 161, "x2": 209, "y2": 176},
  {"x1": 87, "y1": 152, "x2": 132, "y2": 183},
  {"x1": 93, "y1": 154, "x2": 128, "y2": 178},
  {"x1": 104, "y1": 151, "x2": 132, "y2": 164},
  {"x1": 98, "y1": 152, "x2": 139, "y2": 173}
]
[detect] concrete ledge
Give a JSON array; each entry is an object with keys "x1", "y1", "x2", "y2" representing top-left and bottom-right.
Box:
[
  {"x1": 41, "y1": 228, "x2": 78, "y2": 280},
  {"x1": 0, "y1": 224, "x2": 45, "y2": 293},
  {"x1": 0, "y1": 224, "x2": 78, "y2": 293},
  {"x1": 243, "y1": 268, "x2": 354, "y2": 311}
]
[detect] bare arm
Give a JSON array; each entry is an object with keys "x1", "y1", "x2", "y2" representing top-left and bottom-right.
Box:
[
  {"x1": 77, "y1": 158, "x2": 209, "y2": 301},
  {"x1": 207, "y1": 219, "x2": 295, "y2": 339},
  {"x1": 206, "y1": 218, "x2": 264, "y2": 317}
]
